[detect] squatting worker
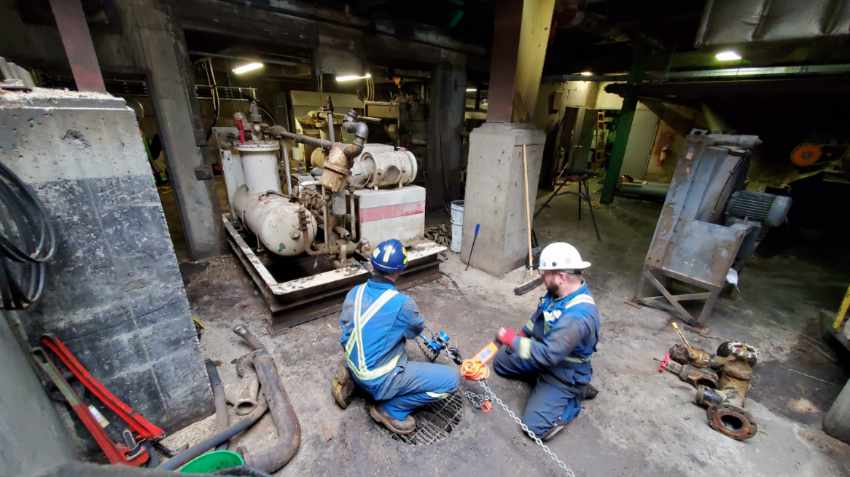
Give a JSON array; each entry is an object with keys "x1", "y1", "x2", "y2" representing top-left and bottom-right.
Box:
[
  {"x1": 493, "y1": 242, "x2": 601, "y2": 441},
  {"x1": 331, "y1": 239, "x2": 459, "y2": 435}
]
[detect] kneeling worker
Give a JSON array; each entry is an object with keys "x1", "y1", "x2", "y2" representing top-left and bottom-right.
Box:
[
  {"x1": 493, "y1": 242, "x2": 600, "y2": 441},
  {"x1": 332, "y1": 239, "x2": 459, "y2": 435}
]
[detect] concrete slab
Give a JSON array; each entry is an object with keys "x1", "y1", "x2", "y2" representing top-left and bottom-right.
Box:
[{"x1": 168, "y1": 185, "x2": 850, "y2": 476}]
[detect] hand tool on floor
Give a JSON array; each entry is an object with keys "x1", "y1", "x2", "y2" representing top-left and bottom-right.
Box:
[
  {"x1": 39, "y1": 335, "x2": 165, "y2": 449},
  {"x1": 465, "y1": 223, "x2": 480, "y2": 271},
  {"x1": 671, "y1": 322, "x2": 692, "y2": 349},
  {"x1": 514, "y1": 144, "x2": 544, "y2": 296},
  {"x1": 31, "y1": 347, "x2": 150, "y2": 466}
]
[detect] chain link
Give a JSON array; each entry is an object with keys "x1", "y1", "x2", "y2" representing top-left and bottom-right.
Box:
[{"x1": 474, "y1": 380, "x2": 576, "y2": 477}]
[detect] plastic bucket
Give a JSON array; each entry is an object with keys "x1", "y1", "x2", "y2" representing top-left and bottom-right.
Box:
[
  {"x1": 450, "y1": 223, "x2": 462, "y2": 253},
  {"x1": 450, "y1": 200, "x2": 464, "y2": 253},
  {"x1": 450, "y1": 200, "x2": 464, "y2": 225},
  {"x1": 179, "y1": 450, "x2": 245, "y2": 474}
]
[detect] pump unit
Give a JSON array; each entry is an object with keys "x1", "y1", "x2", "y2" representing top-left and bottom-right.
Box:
[{"x1": 214, "y1": 101, "x2": 444, "y2": 330}]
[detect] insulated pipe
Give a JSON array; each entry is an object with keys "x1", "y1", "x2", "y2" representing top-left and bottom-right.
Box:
[
  {"x1": 158, "y1": 397, "x2": 269, "y2": 470},
  {"x1": 233, "y1": 324, "x2": 301, "y2": 474},
  {"x1": 205, "y1": 360, "x2": 230, "y2": 450}
]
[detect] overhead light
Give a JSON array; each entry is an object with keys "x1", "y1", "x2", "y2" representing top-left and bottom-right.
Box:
[
  {"x1": 466, "y1": 87, "x2": 477, "y2": 92},
  {"x1": 579, "y1": 71, "x2": 594, "y2": 77},
  {"x1": 335, "y1": 73, "x2": 372, "y2": 82},
  {"x1": 232, "y1": 62, "x2": 264, "y2": 75},
  {"x1": 715, "y1": 50, "x2": 742, "y2": 62}
]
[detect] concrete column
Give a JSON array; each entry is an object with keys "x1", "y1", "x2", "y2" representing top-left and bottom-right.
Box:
[
  {"x1": 427, "y1": 62, "x2": 466, "y2": 209},
  {"x1": 461, "y1": 0, "x2": 555, "y2": 275},
  {"x1": 116, "y1": 0, "x2": 221, "y2": 259}
]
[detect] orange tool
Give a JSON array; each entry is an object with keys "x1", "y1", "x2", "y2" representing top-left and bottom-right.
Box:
[{"x1": 460, "y1": 341, "x2": 499, "y2": 381}]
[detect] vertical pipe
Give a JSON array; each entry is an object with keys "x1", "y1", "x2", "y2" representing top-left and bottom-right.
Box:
[
  {"x1": 349, "y1": 193, "x2": 357, "y2": 242},
  {"x1": 280, "y1": 140, "x2": 292, "y2": 197},
  {"x1": 321, "y1": 186, "x2": 329, "y2": 251}
]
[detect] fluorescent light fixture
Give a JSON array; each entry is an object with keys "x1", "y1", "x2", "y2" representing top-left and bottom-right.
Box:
[
  {"x1": 715, "y1": 50, "x2": 742, "y2": 62},
  {"x1": 466, "y1": 87, "x2": 477, "y2": 92},
  {"x1": 335, "y1": 73, "x2": 372, "y2": 82},
  {"x1": 232, "y1": 62, "x2": 264, "y2": 75},
  {"x1": 579, "y1": 71, "x2": 594, "y2": 77}
]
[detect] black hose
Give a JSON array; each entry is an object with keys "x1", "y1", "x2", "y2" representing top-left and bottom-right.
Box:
[
  {"x1": 205, "y1": 360, "x2": 231, "y2": 450},
  {"x1": 0, "y1": 160, "x2": 56, "y2": 309},
  {"x1": 214, "y1": 465, "x2": 273, "y2": 477},
  {"x1": 158, "y1": 396, "x2": 268, "y2": 471}
]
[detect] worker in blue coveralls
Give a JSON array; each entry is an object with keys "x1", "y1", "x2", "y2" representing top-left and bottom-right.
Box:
[
  {"x1": 331, "y1": 239, "x2": 459, "y2": 435},
  {"x1": 494, "y1": 242, "x2": 600, "y2": 441}
]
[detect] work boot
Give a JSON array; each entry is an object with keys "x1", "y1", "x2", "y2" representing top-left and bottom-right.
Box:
[
  {"x1": 581, "y1": 383, "x2": 599, "y2": 401},
  {"x1": 541, "y1": 420, "x2": 567, "y2": 442},
  {"x1": 369, "y1": 404, "x2": 416, "y2": 435},
  {"x1": 331, "y1": 360, "x2": 355, "y2": 409}
]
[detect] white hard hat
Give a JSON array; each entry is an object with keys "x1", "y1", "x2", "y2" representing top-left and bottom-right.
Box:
[{"x1": 539, "y1": 242, "x2": 591, "y2": 271}]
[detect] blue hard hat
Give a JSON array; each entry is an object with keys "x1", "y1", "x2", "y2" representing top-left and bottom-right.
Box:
[{"x1": 371, "y1": 239, "x2": 408, "y2": 273}]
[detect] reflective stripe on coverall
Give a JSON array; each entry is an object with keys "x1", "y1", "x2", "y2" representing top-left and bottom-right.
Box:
[
  {"x1": 494, "y1": 283, "x2": 600, "y2": 436},
  {"x1": 339, "y1": 278, "x2": 459, "y2": 420}
]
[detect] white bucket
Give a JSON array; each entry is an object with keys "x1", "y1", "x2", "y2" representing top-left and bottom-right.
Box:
[
  {"x1": 450, "y1": 200, "x2": 464, "y2": 253},
  {"x1": 450, "y1": 223, "x2": 462, "y2": 253},
  {"x1": 450, "y1": 200, "x2": 464, "y2": 225}
]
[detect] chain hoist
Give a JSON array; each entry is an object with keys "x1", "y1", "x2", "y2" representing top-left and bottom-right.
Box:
[{"x1": 417, "y1": 330, "x2": 576, "y2": 476}]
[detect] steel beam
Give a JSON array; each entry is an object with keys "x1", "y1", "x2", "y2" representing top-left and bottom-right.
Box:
[
  {"x1": 48, "y1": 0, "x2": 106, "y2": 93},
  {"x1": 600, "y1": 48, "x2": 645, "y2": 204}
]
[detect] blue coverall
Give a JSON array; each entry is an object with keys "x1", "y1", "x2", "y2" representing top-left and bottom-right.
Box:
[
  {"x1": 494, "y1": 283, "x2": 600, "y2": 436},
  {"x1": 339, "y1": 277, "x2": 459, "y2": 420}
]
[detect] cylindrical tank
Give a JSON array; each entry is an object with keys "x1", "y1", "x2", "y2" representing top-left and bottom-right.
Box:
[
  {"x1": 349, "y1": 144, "x2": 418, "y2": 189},
  {"x1": 234, "y1": 187, "x2": 317, "y2": 256},
  {"x1": 237, "y1": 142, "x2": 281, "y2": 194}
]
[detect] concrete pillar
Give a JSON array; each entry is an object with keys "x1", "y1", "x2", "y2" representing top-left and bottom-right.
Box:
[
  {"x1": 427, "y1": 62, "x2": 467, "y2": 209},
  {"x1": 0, "y1": 89, "x2": 212, "y2": 434},
  {"x1": 116, "y1": 0, "x2": 221, "y2": 259},
  {"x1": 461, "y1": 0, "x2": 555, "y2": 276}
]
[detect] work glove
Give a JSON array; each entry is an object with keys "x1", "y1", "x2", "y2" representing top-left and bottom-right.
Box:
[{"x1": 496, "y1": 327, "x2": 518, "y2": 348}]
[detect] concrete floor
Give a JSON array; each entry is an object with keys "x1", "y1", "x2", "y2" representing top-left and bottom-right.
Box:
[{"x1": 162, "y1": 184, "x2": 850, "y2": 476}]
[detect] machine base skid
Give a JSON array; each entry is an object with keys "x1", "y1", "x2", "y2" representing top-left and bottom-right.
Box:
[{"x1": 223, "y1": 214, "x2": 445, "y2": 332}]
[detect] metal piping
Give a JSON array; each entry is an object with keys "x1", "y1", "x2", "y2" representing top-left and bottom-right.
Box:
[
  {"x1": 159, "y1": 397, "x2": 269, "y2": 470},
  {"x1": 341, "y1": 109, "x2": 368, "y2": 156},
  {"x1": 233, "y1": 324, "x2": 301, "y2": 474},
  {"x1": 280, "y1": 140, "x2": 292, "y2": 197},
  {"x1": 232, "y1": 353, "x2": 260, "y2": 417}
]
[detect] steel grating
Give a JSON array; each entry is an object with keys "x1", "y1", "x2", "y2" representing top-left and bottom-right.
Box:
[{"x1": 388, "y1": 392, "x2": 465, "y2": 446}]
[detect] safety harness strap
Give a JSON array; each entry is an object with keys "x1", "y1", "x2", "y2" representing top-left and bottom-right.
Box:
[{"x1": 345, "y1": 285, "x2": 400, "y2": 381}]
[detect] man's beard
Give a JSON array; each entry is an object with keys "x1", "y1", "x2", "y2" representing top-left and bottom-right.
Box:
[{"x1": 546, "y1": 282, "x2": 559, "y2": 294}]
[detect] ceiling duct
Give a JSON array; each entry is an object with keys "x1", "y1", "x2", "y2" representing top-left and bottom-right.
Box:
[{"x1": 695, "y1": 0, "x2": 850, "y2": 47}]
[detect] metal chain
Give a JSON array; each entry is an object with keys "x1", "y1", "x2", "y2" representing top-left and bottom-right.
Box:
[
  {"x1": 418, "y1": 335, "x2": 575, "y2": 475},
  {"x1": 476, "y1": 380, "x2": 576, "y2": 477}
]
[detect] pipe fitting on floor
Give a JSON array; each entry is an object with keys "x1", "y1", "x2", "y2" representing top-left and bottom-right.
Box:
[
  {"x1": 232, "y1": 324, "x2": 301, "y2": 473},
  {"x1": 232, "y1": 352, "x2": 260, "y2": 416}
]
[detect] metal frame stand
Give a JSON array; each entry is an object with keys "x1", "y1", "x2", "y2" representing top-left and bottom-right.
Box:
[
  {"x1": 636, "y1": 267, "x2": 721, "y2": 326},
  {"x1": 535, "y1": 166, "x2": 602, "y2": 241}
]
